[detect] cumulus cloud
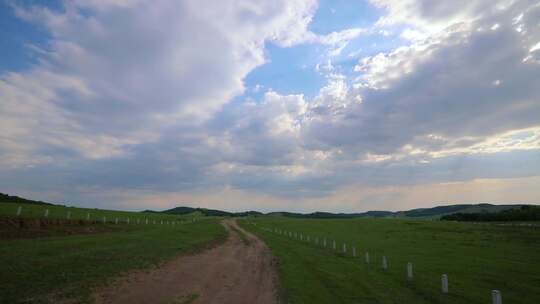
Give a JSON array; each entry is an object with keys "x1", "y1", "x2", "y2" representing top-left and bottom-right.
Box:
[
  {"x1": 371, "y1": 0, "x2": 512, "y2": 32},
  {"x1": 205, "y1": 0, "x2": 540, "y2": 199},
  {"x1": 304, "y1": 0, "x2": 540, "y2": 158},
  {"x1": 1, "y1": 0, "x2": 320, "y2": 166},
  {"x1": 1, "y1": 0, "x2": 540, "y2": 211}
]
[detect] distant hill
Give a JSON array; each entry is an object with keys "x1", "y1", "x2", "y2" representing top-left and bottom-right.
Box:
[
  {"x1": 145, "y1": 203, "x2": 534, "y2": 219},
  {"x1": 400, "y1": 203, "x2": 523, "y2": 218},
  {"x1": 163, "y1": 206, "x2": 233, "y2": 217},
  {"x1": 149, "y1": 206, "x2": 264, "y2": 217},
  {"x1": 2, "y1": 192, "x2": 535, "y2": 220},
  {"x1": 266, "y1": 204, "x2": 530, "y2": 219},
  {"x1": 0, "y1": 192, "x2": 56, "y2": 206},
  {"x1": 441, "y1": 205, "x2": 540, "y2": 221},
  {"x1": 266, "y1": 211, "x2": 395, "y2": 219}
]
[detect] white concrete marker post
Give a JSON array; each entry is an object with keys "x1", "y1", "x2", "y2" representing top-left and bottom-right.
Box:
[
  {"x1": 127, "y1": 218, "x2": 130, "y2": 224},
  {"x1": 16, "y1": 206, "x2": 22, "y2": 216},
  {"x1": 115, "y1": 218, "x2": 118, "y2": 224},
  {"x1": 407, "y1": 262, "x2": 413, "y2": 281},
  {"x1": 343, "y1": 243, "x2": 347, "y2": 254},
  {"x1": 382, "y1": 256, "x2": 388, "y2": 270},
  {"x1": 492, "y1": 290, "x2": 502, "y2": 304},
  {"x1": 103, "y1": 216, "x2": 106, "y2": 224},
  {"x1": 365, "y1": 252, "x2": 370, "y2": 264},
  {"x1": 441, "y1": 274, "x2": 448, "y2": 294},
  {"x1": 67, "y1": 211, "x2": 71, "y2": 220},
  {"x1": 352, "y1": 247, "x2": 356, "y2": 257},
  {"x1": 44, "y1": 209, "x2": 49, "y2": 218},
  {"x1": 146, "y1": 218, "x2": 149, "y2": 224},
  {"x1": 323, "y1": 238, "x2": 327, "y2": 247},
  {"x1": 332, "y1": 240, "x2": 336, "y2": 250},
  {"x1": 87, "y1": 213, "x2": 90, "y2": 221}
]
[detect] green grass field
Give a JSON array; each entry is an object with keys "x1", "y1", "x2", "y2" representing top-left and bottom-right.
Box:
[
  {"x1": 0, "y1": 214, "x2": 226, "y2": 303},
  {"x1": 0, "y1": 201, "x2": 200, "y2": 223},
  {"x1": 240, "y1": 217, "x2": 540, "y2": 304}
]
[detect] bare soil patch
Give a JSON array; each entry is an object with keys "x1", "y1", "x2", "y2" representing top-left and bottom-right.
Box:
[
  {"x1": 92, "y1": 219, "x2": 279, "y2": 304},
  {"x1": 0, "y1": 217, "x2": 129, "y2": 240}
]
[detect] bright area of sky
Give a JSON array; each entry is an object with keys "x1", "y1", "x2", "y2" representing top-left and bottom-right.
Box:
[{"x1": 1, "y1": 0, "x2": 539, "y2": 213}]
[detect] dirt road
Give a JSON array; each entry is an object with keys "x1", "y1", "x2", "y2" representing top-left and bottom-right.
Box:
[{"x1": 93, "y1": 219, "x2": 279, "y2": 304}]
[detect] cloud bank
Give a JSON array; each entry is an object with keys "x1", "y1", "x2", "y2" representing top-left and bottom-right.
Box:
[{"x1": 1, "y1": 0, "x2": 539, "y2": 211}]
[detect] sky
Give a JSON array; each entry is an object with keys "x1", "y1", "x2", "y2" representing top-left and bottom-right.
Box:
[{"x1": 1, "y1": 0, "x2": 539, "y2": 213}]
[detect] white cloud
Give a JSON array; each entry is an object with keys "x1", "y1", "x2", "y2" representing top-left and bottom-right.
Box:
[
  {"x1": 1, "y1": 0, "x2": 319, "y2": 166},
  {"x1": 371, "y1": 0, "x2": 503, "y2": 32},
  {"x1": 2, "y1": 0, "x2": 540, "y2": 211},
  {"x1": 300, "y1": 0, "x2": 540, "y2": 179},
  {"x1": 530, "y1": 41, "x2": 540, "y2": 53}
]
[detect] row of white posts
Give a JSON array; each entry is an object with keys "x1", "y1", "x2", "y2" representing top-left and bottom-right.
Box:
[
  {"x1": 14, "y1": 205, "x2": 198, "y2": 226},
  {"x1": 261, "y1": 225, "x2": 503, "y2": 304}
]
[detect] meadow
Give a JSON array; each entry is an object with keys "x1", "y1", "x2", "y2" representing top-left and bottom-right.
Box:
[
  {"x1": 0, "y1": 202, "x2": 226, "y2": 303},
  {"x1": 0, "y1": 201, "x2": 197, "y2": 223},
  {"x1": 240, "y1": 217, "x2": 540, "y2": 304},
  {"x1": 3, "y1": 198, "x2": 540, "y2": 304}
]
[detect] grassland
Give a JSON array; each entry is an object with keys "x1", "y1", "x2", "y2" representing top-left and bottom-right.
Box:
[
  {"x1": 0, "y1": 202, "x2": 227, "y2": 304},
  {"x1": 240, "y1": 217, "x2": 540, "y2": 304},
  {"x1": 0, "y1": 201, "x2": 201, "y2": 223}
]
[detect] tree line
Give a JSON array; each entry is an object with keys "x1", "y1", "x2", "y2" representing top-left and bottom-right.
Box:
[{"x1": 441, "y1": 205, "x2": 540, "y2": 221}]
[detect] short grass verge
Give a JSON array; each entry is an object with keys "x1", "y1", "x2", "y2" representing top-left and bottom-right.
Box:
[
  {"x1": 240, "y1": 217, "x2": 540, "y2": 304},
  {"x1": 230, "y1": 223, "x2": 251, "y2": 245},
  {"x1": 0, "y1": 218, "x2": 226, "y2": 303}
]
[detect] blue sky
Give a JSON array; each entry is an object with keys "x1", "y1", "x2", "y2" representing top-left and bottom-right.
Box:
[
  {"x1": 0, "y1": 1, "x2": 44, "y2": 72},
  {"x1": 1, "y1": 0, "x2": 539, "y2": 212},
  {"x1": 242, "y1": 0, "x2": 394, "y2": 100}
]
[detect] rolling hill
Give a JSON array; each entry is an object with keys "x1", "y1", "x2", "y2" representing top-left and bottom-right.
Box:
[
  {"x1": 0, "y1": 193, "x2": 57, "y2": 206},
  {"x1": 157, "y1": 206, "x2": 263, "y2": 217},
  {"x1": 2, "y1": 192, "x2": 535, "y2": 220}
]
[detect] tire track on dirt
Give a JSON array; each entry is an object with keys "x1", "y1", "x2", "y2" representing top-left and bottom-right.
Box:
[{"x1": 92, "y1": 219, "x2": 278, "y2": 304}]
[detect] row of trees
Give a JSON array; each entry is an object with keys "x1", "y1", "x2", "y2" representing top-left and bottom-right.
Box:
[{"x1": 441, "y1": 206, "x2": 540, "y2": 221}]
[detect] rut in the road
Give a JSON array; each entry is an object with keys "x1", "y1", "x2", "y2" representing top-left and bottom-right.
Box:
[{"x1": 93, "y1": 219, "x2": 279, "y2": 304}]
